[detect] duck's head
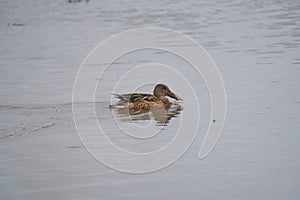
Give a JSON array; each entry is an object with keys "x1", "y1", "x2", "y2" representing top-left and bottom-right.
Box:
[{"x1": 153, "y1": 84, "x2": 183, "y2": 101}]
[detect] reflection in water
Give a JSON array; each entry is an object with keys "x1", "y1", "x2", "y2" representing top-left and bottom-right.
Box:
[
  {"x1": 111, "y1": 103, "x2": 183, "y2": 126},
  {"x1": 109, "y1": 84, "x2": 183, "y2": 126}
]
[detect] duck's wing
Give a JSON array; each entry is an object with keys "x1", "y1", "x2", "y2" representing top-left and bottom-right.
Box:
[
  {"x1": 110, "y1": 93, "x2": 132, "y2": 108},
  {"x1": 112, "y1": 93, "x2": 132, "y2": 102},
  {"x1": 129, "y1": 93, "x2": 155, "y2": 102},
  {"x1": 113, "y1": 93, "x2": 155, "y2": 103},
  {"x1": 137, "y1": 94, "x2": 159, "y2": 102}
]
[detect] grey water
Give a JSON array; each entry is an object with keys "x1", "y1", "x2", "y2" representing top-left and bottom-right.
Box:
[{"x1": 0, "y1": 0, "x2": 300, "y2": 199}]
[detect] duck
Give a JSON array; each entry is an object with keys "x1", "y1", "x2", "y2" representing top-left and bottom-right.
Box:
[{"x1": 109, "y1": 84, "x2": 183, "y2": 110}]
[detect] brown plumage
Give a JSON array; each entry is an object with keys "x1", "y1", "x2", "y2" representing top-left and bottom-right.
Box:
[{"x1": 109, "y1": 84, "x2": 183, "y2": 110}]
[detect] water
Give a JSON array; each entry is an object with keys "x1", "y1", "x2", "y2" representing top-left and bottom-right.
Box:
[{"x1": 0, "y1": 0, "x2": 300, "y2": 199}]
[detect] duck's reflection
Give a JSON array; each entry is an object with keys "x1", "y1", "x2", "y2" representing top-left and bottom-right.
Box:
[{"x1": 111, "y1": 103, "x2": 183, "y2": 126}]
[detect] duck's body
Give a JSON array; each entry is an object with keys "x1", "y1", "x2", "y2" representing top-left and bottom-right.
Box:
[
  {"x1": 110, "y1": 84, "x2": 182, "y2": 110},
  {"x1": 112, "y1": 92, "x2": 172, "y2": 110}
]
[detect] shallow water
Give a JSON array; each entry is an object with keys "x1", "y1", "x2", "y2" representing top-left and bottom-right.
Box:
[{"x1": 0, "y1": 0, "x2": 300, "y2": 199}]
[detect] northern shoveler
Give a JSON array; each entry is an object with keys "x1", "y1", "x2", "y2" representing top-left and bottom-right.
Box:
[{"x1": 109, "y1": 84, "x2": 183, "y2": 110}]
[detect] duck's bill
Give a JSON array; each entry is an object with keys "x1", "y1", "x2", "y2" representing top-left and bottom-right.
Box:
[{"x1": 168, "y1": 92, "x2": 183, "y2": 101}]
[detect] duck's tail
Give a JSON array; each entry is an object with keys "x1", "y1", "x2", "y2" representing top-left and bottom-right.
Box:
[{"x1": 109, "y1": 93, "x2": 130, "y2": 108}]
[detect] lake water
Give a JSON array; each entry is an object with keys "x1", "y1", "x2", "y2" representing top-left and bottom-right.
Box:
[{"x1": 0, "y1": 0, "x2": 299, "y2": 199}]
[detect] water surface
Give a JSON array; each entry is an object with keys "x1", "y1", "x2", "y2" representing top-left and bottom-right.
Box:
[{"x1": 0, "y1": 0, "x2": 299, "y2": 199}]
